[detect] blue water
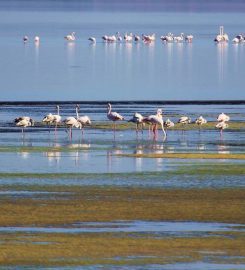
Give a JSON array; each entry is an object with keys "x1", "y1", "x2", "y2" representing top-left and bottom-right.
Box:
[{"x1": 0, "y1": 1, "x2": 245, "y2": 101}]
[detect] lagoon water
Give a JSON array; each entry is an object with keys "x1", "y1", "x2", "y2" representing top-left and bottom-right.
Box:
[
  {"x1": 0, "y1": 2, "x2": 245, "y2": 269},
  {"x1": 0, "y1": 0, "x2": 245, "y2": 101}
]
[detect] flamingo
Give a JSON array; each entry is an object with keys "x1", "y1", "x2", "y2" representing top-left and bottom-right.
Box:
[
  {"x1": 34, "y1": 36, "x2": 40, "y2": 43},
  {"x1": 134, "y1": 35, "x2": 141, "y2": 42},
  {"x1": 163, "y1": 118, "x2": 174, "y2": 136},
  {"x1": 64, "y1": 32, "x2": 75, "y2": 41},
  {"x1": 232, "y1": 34, "x2": 244, "y2": 43},
  {"x1": 102, "y1": 35, "x2": 108, "y2": 42},
  {"x1": 164, "y1": 118, "x2": 175, "y2": 128},
  {"x1": 185, "y1": 34, "x2": 193, "y2": 43},
  {"x1": 88, "y1": 37, "x2": 96, "y2": 43},
  {"x1": 142, "y1": 33, "x2": 155, "y2": 43},
  {"x1": 64, "y1": 115, "x2": 82, "y2": 139},
  {"x1": 107, "y1": 35, "x2": 117, "y2": 42},
  {"x1": 23, "y1": 36, "x2": 29, "y2": 43},
  {"x1": 107, "y1": 103, "x2": 124, "y2": 131},
  {"x1": 144, "y1": 109, "x2": 166, "y2": 139},
  {"x1": 195, "y1": 116, "x2": 207, "y2": 126},
  {"x1": 174, "y1": 33, "x2": 184, "y2": 42},
  {"x1": 214, "y1": 26, "x2": 229, "y2": 43},
  {"x1": 124, "y1": 33, "x2": 133, "y2": 42},
  {"x1": 128, "y1": 112, "x2": 145, "y2": 134},
  {"x1": 160, "y1": 33, "x2": 174, "y2": 43},
  {"x1": 178, "y1": 116, "x2": 191, "y2": 132},
  {"x1": 15, "y1": 117, "x2": 34, "y2": 134},
  {"x1": 76, "y1": 104, "x2": 91, "y2": 135},
  {"x1": 195, "y1": 116, "x2": 207, "y2": 132},
  {"x1": 217, "y1": 113, "x2": 230, "y2": 122},
  {"x1": 216, "y1": 121, "x2": 228, "y2": 136},
  {"x1": 42, "y1": 113, "x2": 54, "y2": 132},
  {"x1": 116, "y1": 32, "x2": 123, "y2": 42},
  {"x1": 52, "y1": 105, "x2": 62, "y2": 133}
]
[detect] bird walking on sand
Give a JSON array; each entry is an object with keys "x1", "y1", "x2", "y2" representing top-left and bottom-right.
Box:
[{"x1": 107, "y1": 103, "x2": 124, "y2": 132}]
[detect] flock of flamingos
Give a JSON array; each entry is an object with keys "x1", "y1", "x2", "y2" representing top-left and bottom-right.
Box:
[
  {"x1": 14, "y1": 103, "x2": 230, "y2": 139},
  {"x1": 23, "y1": 26, "x2": 245, "y2": 44}
]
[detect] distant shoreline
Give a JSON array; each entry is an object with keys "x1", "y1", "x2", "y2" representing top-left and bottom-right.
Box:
[{"x1": 1, "y1": 100, "x2": 245, "y2": 105}]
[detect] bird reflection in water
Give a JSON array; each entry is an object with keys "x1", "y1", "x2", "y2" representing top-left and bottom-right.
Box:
[
  {"x1": 67, "y1": 143, "x2": 91, "y2": 165},
  {"x1": 106, "y1": 144, "x2": 123, "y2": 172},
  {"x1": 217, "y1": 144, "x2": 230, "y2": 154}
]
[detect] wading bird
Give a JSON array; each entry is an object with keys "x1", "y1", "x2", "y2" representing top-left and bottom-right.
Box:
[
  {"x1": 107, "y1": 103, "x2": 124, "y2": 132},
  {"x1": 144, "y1": 109, "x2": 166, "y2": 140},
  {"x1": 15, "y1": 117, "x2": 34, "y2": 134},
  {"x1": 88, "y1": 37, "x2": 96, "y2": 43},
  {"x1": 216, "y1": 121, "x2": 228, "y2": 136},
  {"x1": 195, "y1": 116, "x2": 207, "y2": 128},
  {"x1": 76, "y1": 104, "x2": 91, "y2": 135},
  {"x1": 217, "y1": 113, "x2": 230, "y2": 122},
  {"x1": 128, "y1": 112, "x2": 145, "y2": 134},
  {"x1": 65, "y1": 32, "x2": 76, "y2": 41}
]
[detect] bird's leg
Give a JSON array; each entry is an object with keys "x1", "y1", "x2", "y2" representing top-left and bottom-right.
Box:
[
  {"x1": 136, "y1": 123, "x2": 138, "y2": 134},
  {"x1": 141, "y1": 123, "x2": 144, "y2": 134},
  {"x1": 55, "y1": 124, "x2": 58, "y2": 136}
]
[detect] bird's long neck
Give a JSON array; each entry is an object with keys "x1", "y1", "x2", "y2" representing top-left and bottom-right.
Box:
[
  {"x1": 57, "y1": 106, "x2": 60, "y2": 115},
  {"x1": 161, "y1": 123, "x2": 167, "y2": 139},
  {"x1": 76, "y1": 107, "x2": 79, "y2": 119},
  {"x1": 107, "y1": 105, "x2": 111, "y2": 115}
]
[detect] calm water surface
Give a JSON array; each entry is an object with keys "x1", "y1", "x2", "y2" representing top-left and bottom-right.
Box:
[{"x1": 0, "y1": 1, "x2": 245, "y2": 101}]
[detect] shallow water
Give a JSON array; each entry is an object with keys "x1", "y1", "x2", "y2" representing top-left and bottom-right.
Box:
[{"x1": 0, "y1": 1, "x2": 245, "y2": 101}]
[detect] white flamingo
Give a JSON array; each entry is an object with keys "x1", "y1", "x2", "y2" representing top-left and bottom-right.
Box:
[
  {"x1": 76, "y1": 104, "x2": 91, "y2": 134},
  {"x1": 214, "y1": 26, "x2": 229, "y2": 43},
  {"x1": 195, "y1": 116, "x2": 207, "y2": 132},
  {"x1": 124, "y1": 33, "x2": 133, "y2": 42},
  {"x1": 144, "y1": 109, "x2": 166, "y2": 139},
  {"x1": 216, "y1": 121, "x2": 228, "y2": 136},
  {"x1": 64, "y1": 116, "x2": 82, "y2": 139},
  {"x1": 102, "y1": 35, "x2": 108, "y2": 42},
  {"x1": 64, "y1": 32, "x2": 76, "y2": 41},
  {"x1": 134, "y1": 35, "x2": 141, "y2": 42},
  {"x1": 160, "y1": 33, "x2": 174, "y2": 43},
  {"x1": 42, "y1": 113, "x2": 54, "y2": 132},
  {"x1": 128, "y1": 112, "x2": 145, "y2": 133},
  {"x1": 232, "y1": 34, "x2": 244, "y2": 43},
  {"x1": 164, "y1": 118, "x2": 175, "y2": 128},
  {"x1": 88, "y1": 37, "x2": 96, "y2": 43},
  {"x1": 52, "y1": 105, "x2": 62, "y2": 133},
  {"x1": 178, "y1": 116, "x2": 191, "y2": 125},
  {"x1": 34, "y1": 36, "x2": 40, "y2": 43},
  {"x1": 107, "y1": 35, "x2": 117, "y2": 42},
  {"x1": 195, "y1": 116, "x2": 207, "y2": 126},
  {"x1": 15, "y1": 117, "x2": 34, "y2": 134},
  {"x1": 23, "y1": 36, "x2": 29, "y2": 43},
  {"x1": 174, "y1": 33, "x2": 184, "y2": 42},
  {"x1": 185, "y1": 34, "x2": 193, "y2": 43},
  {"x1": 107, "y1": 103, "x2": 124, "y2": 131},
  {"x1": 142, "y1": 33, "x2": 155, "y2": 43},
  {"x1": 116, "y1": 32, "x2": 123, "y2": 42},
  {"x1": 178, "y1": 116, "x2": 191, "y2": 132},
  {"x1": 217, "y1": 113, "x2": 230, "y2": 122}
]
